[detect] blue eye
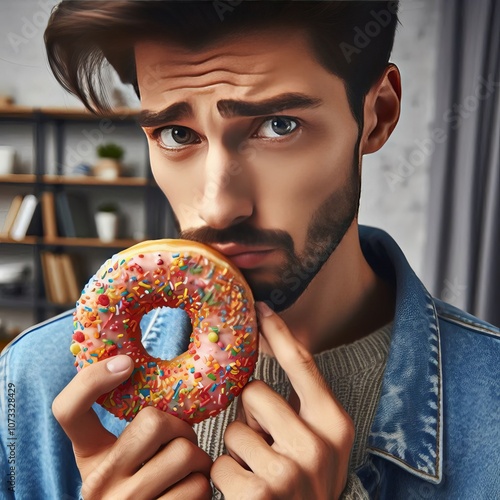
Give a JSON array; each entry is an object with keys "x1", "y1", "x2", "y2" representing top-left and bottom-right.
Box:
[
  {"x1": 256, "y1": 117, "x2": 298, "y2": 138},
  {"x1": 157, "y1": 126, "x2": 199, "y2": 149}
]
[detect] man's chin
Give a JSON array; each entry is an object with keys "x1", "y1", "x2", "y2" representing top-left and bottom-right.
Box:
[
  {"x1": 239, "y1": 267, "x2": 281, "y2": 290},
  {"x1": 242, "y1": 277, "x2": 301, "y2": 312}
]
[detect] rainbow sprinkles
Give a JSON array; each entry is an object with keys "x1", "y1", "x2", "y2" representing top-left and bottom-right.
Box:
[{"x1": 71, "y1": 239, "x2": 258, "y2": 424}]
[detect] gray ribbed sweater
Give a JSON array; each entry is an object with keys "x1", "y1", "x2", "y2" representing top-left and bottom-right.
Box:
[{"x1": 194, "y1": 323, "x2": 393, "y2": 499}]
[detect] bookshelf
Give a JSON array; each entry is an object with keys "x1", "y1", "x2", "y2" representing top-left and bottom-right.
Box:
[
  {"x1": 0, "y1": 105, "x2": 174, "y2": 330},
  {"x1": 0, "y1": 174, "x2": 149, "y2": 186}
]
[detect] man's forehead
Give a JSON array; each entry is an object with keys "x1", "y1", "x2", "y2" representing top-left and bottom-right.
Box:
[
  {"x1": 133, "y1": 30, "x2": 346, "y2": 121},
  {"x1": 133, "y1": 27, "x2": 313, "y2": 78}
]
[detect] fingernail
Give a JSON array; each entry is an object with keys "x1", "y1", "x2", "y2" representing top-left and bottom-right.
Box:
[
  {"x1": 107, "y1": 355, "x2": 132, "y2": 373},
  {"x1": 256, "y1": 301, "x2": 273, "y2": 317}
]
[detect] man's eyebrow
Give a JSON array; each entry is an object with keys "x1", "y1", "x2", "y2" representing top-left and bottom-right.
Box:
[
  {"x1": 138, "y1": 102, "x2": 193, "y2": 127},
  {"x1": 138, "y1": 92, "x2": 322, "y2": 127},
  {"x1": 217, "y1": 92, "x2": 323, "y2": 118}
]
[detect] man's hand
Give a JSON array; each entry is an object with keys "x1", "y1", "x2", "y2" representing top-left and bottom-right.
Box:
[
  {"x1": 52, "y1": 355, "x2": 212, "y2": 500},
  {"x1": 211, "y1": 302, "x2": 355, "y2": 500}
]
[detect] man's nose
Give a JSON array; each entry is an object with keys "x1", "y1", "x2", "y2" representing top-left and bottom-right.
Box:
[{"x1": 197, "y1": 145, "x2": 253, "y2": 230}]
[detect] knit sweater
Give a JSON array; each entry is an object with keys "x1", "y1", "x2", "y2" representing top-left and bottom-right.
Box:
[{"x1": 194, "y1": 322, "x2": 393, "y2": 499}]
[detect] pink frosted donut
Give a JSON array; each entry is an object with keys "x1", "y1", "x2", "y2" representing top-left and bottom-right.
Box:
[{"x1": 70, "y1": 239, "x2": 258, "y2": 424}]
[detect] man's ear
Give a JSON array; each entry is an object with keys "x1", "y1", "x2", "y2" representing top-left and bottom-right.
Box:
[{"x1": 360, "y1": 64, "x2": 401, "y2": 155}]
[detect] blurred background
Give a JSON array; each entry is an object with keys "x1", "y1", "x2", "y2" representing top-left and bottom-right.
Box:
[{"x1": 0, "y1": 0, "x2": 498, "y2": 344}]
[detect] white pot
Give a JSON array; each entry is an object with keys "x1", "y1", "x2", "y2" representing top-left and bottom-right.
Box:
[
  {"x1": 95, "y1": 212, "x2": 118, "y2": 243},
  {"x1": 0, "y1": 147, "x2": 15, "y2": 175},
  {"x1": 93, "y1": 158, "x2": 122, "y2": 180}
]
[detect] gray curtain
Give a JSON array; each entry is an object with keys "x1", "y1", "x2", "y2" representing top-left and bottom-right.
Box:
[{"x1": 423, "y1": 0, "x2": 500, "y2": 327}]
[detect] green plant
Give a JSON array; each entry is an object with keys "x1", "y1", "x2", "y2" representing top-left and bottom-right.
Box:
[
  {"x1": 97, "y1": 202, "x2": 119, "y2": 213},
  {"x1": 97, "y1": 142, "x2": 124, "y2": 160}
]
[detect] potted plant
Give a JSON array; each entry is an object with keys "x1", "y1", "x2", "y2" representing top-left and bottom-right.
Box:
[
  {"x1": 95, "y1": 202, "x2": 119, "y2": 242},
  {"x1": 94, "y1": 143, "x2": 124, "y2": 179}
]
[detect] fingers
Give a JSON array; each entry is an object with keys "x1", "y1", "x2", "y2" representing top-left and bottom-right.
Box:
[
  {"x1": 126, "y1": 437, "x2": 213, "y2": 499},
  {"x1": 110, "y1": 406, "x2": 199, "y2": 476},
  {"x1": 223, "y1": 420, "x2": 279, "y2": 474},
  {"x1": 213, "y1": 305, "x2": 355, "y2": 499},
  {"x1": 211, "y1": 454, "x2": 253, "y2": 496},
  {"x1": 236, "y1": 380, "x2": 311, "y2": 454},
  {"x1": 255, "y1": 302, "x2": 351, "y2": 437},
  {"x1": 255, "y1": 302, "x2": 329, "y2": 403},
  {"x1": 54, "y1": 355, "x2": 215, "y2": 499},
  {"x1": 158, "y1": 472, "x2": 212, "y2": 500},
  {"x1": 52, "y1": 355, "x2": 134, "y2": 457}
]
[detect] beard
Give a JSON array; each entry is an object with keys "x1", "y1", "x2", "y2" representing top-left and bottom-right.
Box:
[{"x1": 178, "y1": 141, "x2": 361, "y2": 312}]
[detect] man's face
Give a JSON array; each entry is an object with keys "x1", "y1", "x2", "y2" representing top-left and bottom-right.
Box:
[{"x1": 135, "y1": 29, "x2": 361, "y2": 311}]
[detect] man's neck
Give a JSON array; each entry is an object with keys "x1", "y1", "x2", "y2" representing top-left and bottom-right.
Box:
[{"x1": 266, "y1": 223, "x2": 396, "y2": 354}]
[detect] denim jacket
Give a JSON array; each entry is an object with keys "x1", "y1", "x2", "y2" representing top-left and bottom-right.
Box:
[{"x1": 1, "y1": 226, "x2": 499, "y2": 499}]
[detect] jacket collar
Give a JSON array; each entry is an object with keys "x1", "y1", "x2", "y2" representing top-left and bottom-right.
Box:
[{"x1": 359, "y1": 226, "x2": 443, "y2": 484}]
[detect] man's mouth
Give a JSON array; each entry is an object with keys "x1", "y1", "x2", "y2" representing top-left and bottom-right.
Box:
[{"x1": 210, "y1": 243, "x2": 276, "y2": 269}]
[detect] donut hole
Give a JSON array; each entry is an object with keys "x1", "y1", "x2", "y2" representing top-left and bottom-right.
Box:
[{"x1": 141, "y1": 307, "x2": 193, "y2": 360}]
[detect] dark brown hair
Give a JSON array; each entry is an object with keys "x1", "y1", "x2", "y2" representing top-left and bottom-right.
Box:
[{"x1": 44, "y1": 1, "x2": 399, "y2": 126}]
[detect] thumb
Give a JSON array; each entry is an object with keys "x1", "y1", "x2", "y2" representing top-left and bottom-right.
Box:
[{"x1": 52, "y1": 355, "x2": 134, "y2": 457}]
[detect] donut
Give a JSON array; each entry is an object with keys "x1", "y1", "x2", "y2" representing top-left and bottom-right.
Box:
[{"x1": 70, "y1": 239, "x2": 258, "y2": 424}]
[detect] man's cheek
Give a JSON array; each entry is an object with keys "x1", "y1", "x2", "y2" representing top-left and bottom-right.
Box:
[{"x1": 172, "y1": 201, "x2": 197, "y2": 230}]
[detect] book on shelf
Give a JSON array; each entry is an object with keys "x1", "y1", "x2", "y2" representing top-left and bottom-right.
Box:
[
  {"x1": 49, "y1": 253, "x2": 68, "y2": 304},
  {"x1": 59, "y1": 253, "x2": 81, "y2": 301},
  {"x1": 1, "y1": 194, "x2": 23, "y2": 237},
  {"x1": 9, "y1": 194, "x2": 39, "y2": 241},
  {"x1": 55, "y1": 191, "x2": 96, "y2": 238},
  {"x1": 40, "y1": 191, "x2": 58, "y2": 239},
  {"x1": 26, "y1": 201, "x2": 43, "y2": 237},
  {"x1": 40, "y1": 251, "x2": 56, "y2": 303},
  {"x1": 40, "y1": 251, "x2": 81, "y2": 305}
]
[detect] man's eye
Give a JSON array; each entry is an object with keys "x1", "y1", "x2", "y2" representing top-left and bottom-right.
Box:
[
  {"x1": 155, "y1": 126, "x2": 199, "y2": 149},
  {"x1": 255, "y1": 116, "x2": 299, "y2": 138}
]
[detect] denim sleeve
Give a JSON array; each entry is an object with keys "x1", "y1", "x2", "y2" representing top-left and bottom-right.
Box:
[
  {"x1": 0, "y1": 307, "x2": 190, "y2": 499},
  {"x1": 0, "y1": 312, "x2": 83, "y2": 499}
]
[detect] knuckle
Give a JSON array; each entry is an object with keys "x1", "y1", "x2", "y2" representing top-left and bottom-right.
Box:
[
  {"x1": 282, "y1": 339, "x2": 315, "y2": 371},
  {"x1": 272, "y1": 315, "x2": 291, "y2": 335},
  {"x1": 51, "y1": 394, "x2": 65, "y2": 423},
  {"x1": 245, "y1": 379, "x2": 268, "y2": 393},
  {"x1": 266, "y1": 456, "x2": 299, "y2": 482},
  {"x1": 305, "y1": 441, "x2": 337, "y2": 482},
  {"x1": 282, "y1": 457, "x2": 300, "y2": 479},
  {"x1": 211, "y1": 454, "x2": 233, "y2": 484},
  {"x1": 171, "y1": 436, "x2": 197, "y2": 462},
  {"x1": 294, "y1": 342, "x2": 315, "y2": 368},
  {"x1": 185, "y1": 472, "x2": 212, "y2": 499},
  {"x1": 250, "y1": 478, "x2": 273, "y2": 499},
  {"x1": 134, "y1": 405, "x2": 166, "y2": 435},
  {"x1": 240, "y1": 379, "x2": 268, "y2": 401},
  {"x1": 339, "y1": 412, "x2": 355, "y2": 449},
  {"x1": 223, "y1": 420, "x2": 246, "y2": 441},
  {"x1": 81, "y1": 474, "x2": 103, "y2": 500},
  {"x1": 305, "y1": 435, "x2": 329, "y2": 466}
]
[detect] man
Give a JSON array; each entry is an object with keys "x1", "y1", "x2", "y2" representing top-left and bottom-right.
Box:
[{"x1": 1, "y1": 1, "x2": 499, "y2": 499}]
